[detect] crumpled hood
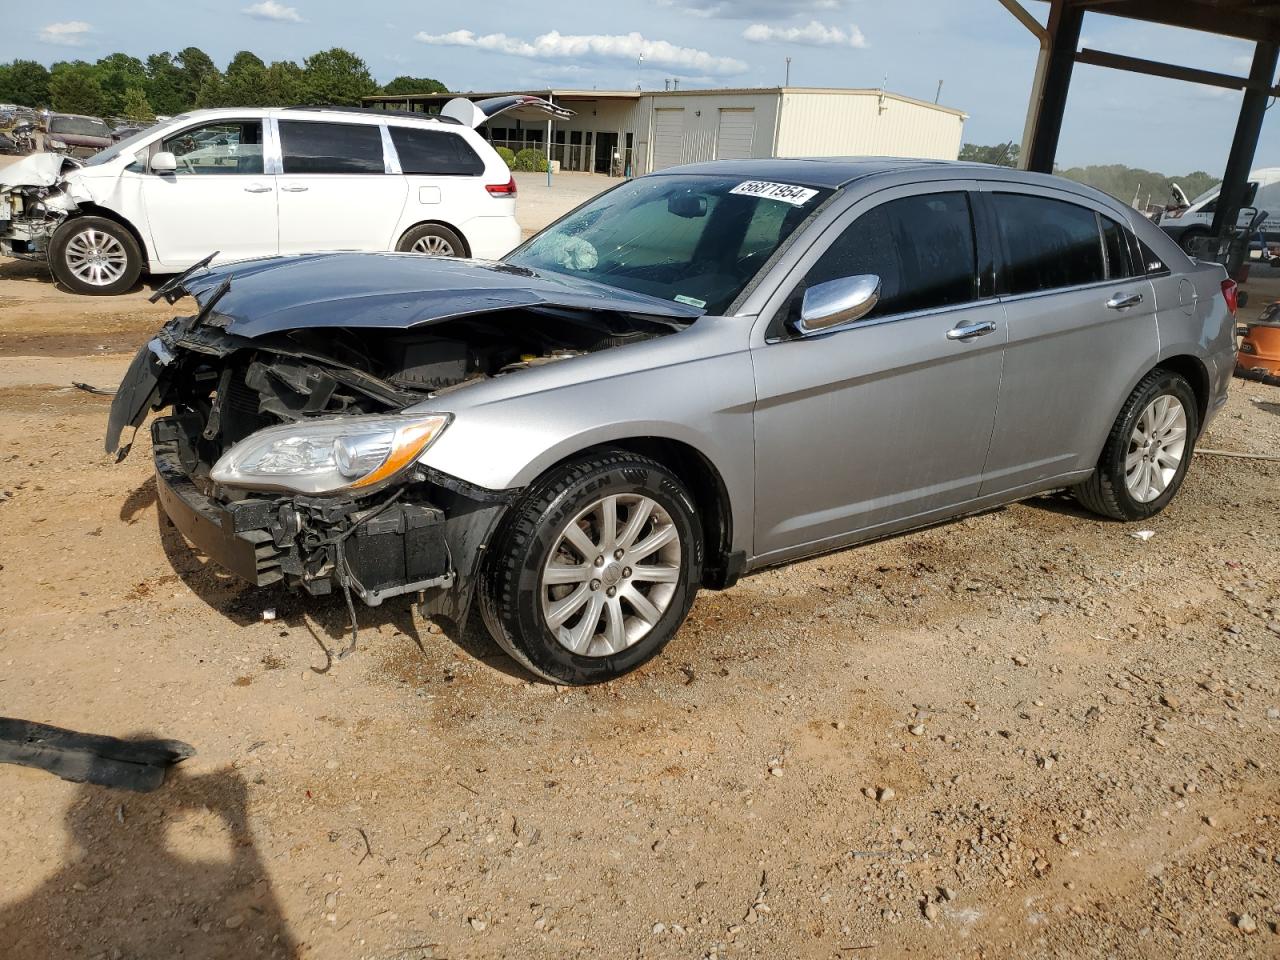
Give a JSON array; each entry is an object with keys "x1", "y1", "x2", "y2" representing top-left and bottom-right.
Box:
[
  {"x1": 0, "y1": 152, "x2": 81, "y2": 189},
  {"x1": 182, "y1": 252, "x2": 704, "y2": 338}
]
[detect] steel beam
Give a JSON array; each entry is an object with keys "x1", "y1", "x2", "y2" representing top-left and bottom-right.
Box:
[
  {"x1": 1212, "y1": 41, "x2": 1280, "y2": 238},
  {"x1": 1024, "y1": 0, "x2": 1084, "y2": 172},
  {"x1": 1075, "y1": 48, "x2": 1280, "y2": 95}
]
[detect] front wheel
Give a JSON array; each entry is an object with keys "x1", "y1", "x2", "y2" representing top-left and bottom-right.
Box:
[
  {"x1": 49, "y1": 217, "x2": 143, "y2": 296},
  {"x1": 479, "y1": 450, "x2": 703, "y2": 685},
  {"x1": 1074, "y1": 368, "x2": 1199, "y2": 521}
]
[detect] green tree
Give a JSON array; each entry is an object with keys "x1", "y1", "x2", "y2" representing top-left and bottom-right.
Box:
[
  {"x1": 121, "y1": 86, "x2": 155, "y2": 122},
  {"x1": 0, "y1": 59, "x2": 52, "y2": 107},
  {"x1": 145, "y1": 52, "x2": 186, "y2": 115},
  {"x1": 302, "y1": 47, "x2": 377, "y2": 105},
  {"x1": 175, "y1": 46, "x2": 219, "y2": 108},
  {"x1": 265, "y1": 60, "x2": 307, "y2": 105},
  {"x1": 222, "y1": 51, "x2": 269, "y2": 107},
  {"x1": 193, "y1": 73, "x2": 226, "y2": 108},
  {"x1": 382, "y1": 75, "x2": 448, "y2": 96},
  {"x1": 958, "y1": 141, "x2": 1019, "y2": 167},
  {"x1": 96, "y1": 53, "x2": 148, "y2": 116},
  {"x1": 49, "y1": 62, "x2": 107, "y2": 115}
]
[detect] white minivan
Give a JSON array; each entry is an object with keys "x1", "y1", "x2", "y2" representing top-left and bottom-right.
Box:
[
  {"x1": 1160, "y1": 167, "x2": 1280, "y2": 253},
  {"x1": 0, "y1": 97, "x2": 569, "y2": 295}
]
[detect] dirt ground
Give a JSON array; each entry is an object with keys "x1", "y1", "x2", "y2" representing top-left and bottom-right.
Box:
[{"x1": 1, "y1": 169, "x2": 1279, "y2": 960}]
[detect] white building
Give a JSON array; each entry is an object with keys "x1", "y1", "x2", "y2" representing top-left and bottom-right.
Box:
[{"x1": 363, "y1": 86, "x2": 968, "y2": 177}]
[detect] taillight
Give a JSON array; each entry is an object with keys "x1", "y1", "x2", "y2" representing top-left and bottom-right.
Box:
[
  {"x1": 1221, "y1": 278, "x2": 1239, "y2": 316},
  {"x1": 486, "y1": 176, "x2": 517, "y2": 197}
]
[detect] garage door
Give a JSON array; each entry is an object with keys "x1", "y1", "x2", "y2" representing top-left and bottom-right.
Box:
[
  {"x1": 651, "y1": 108, "x2": 686, "y2": 170},
  {"x1": 716, "y1": 108, "x2": 755, "y2": 160}
]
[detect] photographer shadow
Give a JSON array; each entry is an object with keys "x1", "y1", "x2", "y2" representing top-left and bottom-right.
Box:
[{"x1": 0, "y1": 766, "x2": 299, "y2": 959}]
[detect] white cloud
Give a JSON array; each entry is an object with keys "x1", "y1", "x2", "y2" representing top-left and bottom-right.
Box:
[
  {"x1": 659, "y1": 0, "x2": 841, "y2": 19},
  {"x1": 743, "y1": 20, "x2": 866, "y2": 47},
  {"x1": 416, "y1": 29, "x2": 748, "y2": 75},
  {"x1": 243, "y1": 1, "x2": 304, "y2": 23},
  {"x1": 39, "y1": 21, "x2": 92, "y2": 47}
]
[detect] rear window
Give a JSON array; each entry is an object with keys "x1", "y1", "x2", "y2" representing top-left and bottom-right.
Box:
[
  {"x1": 279, "y1": 120, "x2": 384, "y2": 175},
  {"x1": 389, "y1": 127, "x2": 484, "y2": 176},
  {"x1": 992, "y1": 193, "x2": 1105, "y2": 294},
  {"x1": 50, "y1": 116, "x2": 110, "y2": 138}
]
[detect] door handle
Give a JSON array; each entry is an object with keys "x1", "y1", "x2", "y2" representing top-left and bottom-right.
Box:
[
  {"x1": 280, "y1": 185, "x2": 309, "y2": 193},
  {"x1": 946, "y1": 320, "x2": 998, "y2": 341},
  {"x1": 243, "y1": 184, "x2": 272, "y2": 193},
  {"x1": 1106, "y1": 291, "x2": 1144, "y2": 310}
]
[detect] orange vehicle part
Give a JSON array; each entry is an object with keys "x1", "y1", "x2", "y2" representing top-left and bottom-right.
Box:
[{"x1": 1237, "y1": 301, "x2": 1280, "y2": 383}]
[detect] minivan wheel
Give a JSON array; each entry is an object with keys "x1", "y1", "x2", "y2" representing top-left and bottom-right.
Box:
[
  {"x1": 49, "y1": 216, "x2": 143, "y2": 296},
  {"x1": 1074, "y1": 368, "x2": 1199, "y2": 521},
  {"x1": 396, "y1": 223, "x2": 465, "y2": 257},
  {"x1": 478, "y1": 450, "x2": 703, "y2": 685}
]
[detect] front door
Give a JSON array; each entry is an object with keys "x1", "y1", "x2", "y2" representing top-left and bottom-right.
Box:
[
  {"x1": 275, "y1": 119, "x2": 408, "y2": 254},
  {"x1": 751, "y1": 184, "x2": 1006, "y2": 561},
  {"x1": 138, "y1": 119, "x2": 277, "y2": 269},
  {"x1": 976, "y1": 186, "x2": 1158, "y2": 493}
]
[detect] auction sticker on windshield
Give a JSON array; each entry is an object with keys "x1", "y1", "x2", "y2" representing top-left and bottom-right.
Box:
[{"x1": 729, "y1": 181, "x2": 819, "y2": 206}]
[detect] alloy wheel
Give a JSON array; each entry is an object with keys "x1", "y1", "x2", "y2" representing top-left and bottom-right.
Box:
[
  {"x1": 64, "y1": 229, "x2": 128, "y2": 287},
  {"x1": 540, "y1": 494, "x2": 682, "y2": 657},
  {"x1": 1125, "y1": 394, "x2": 1188, "y2": 503},
  {"x1": 411, "y1": 235, "x2": 455, "y2": 256}
]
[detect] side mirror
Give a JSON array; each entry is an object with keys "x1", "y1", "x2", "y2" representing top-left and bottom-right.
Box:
[
  {"x1": 796, "y1": 274, "x2": 882, "y2": 334},
  {"x1": 151, "y1": 151, "x2": 177, "y2": 174}
]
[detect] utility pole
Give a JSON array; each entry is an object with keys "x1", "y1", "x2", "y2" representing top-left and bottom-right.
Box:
[
  {"x1": 785, "y1": 57, "x2": 791, "y2": 86},
  {"x1": 636, "y1": 54, "x2": 644, "y2": 91},
  {"x1": 935, "y1": 79, "x2": 943, "y2": 103}
]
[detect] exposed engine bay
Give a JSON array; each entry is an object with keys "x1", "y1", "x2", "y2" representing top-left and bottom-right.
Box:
[
  {"x1": 111, "y1": 283, "x2": 684, "y2": 633},
  {"x1": 0, "y1": 154, "x2": 83, "y2": 261}
]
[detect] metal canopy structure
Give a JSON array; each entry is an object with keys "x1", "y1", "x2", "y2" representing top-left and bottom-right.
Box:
[{"x1": 1001, "y1": 0, "x2": 1280, "y2": 238}]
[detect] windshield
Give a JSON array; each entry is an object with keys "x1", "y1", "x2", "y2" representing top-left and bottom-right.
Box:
[
  {"x1": 505, "y1": 173, "x2": 832, "y2": 315},
  {"x1": 49, "y1": 116, "x2": 110, "y2": 139},
  {"x1": 81, "y1": 121, "x2": 167, "y2": 167}
]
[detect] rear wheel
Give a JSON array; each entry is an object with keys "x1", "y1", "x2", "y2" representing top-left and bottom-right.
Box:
[
  {"x1": 1074, "y1": 369, "x2": 1199, "y2": 521},
  {"x1": 396, "y1": 223, "x2": 466, "y2": 257},
  {"x1": 49, "y1": 216, "x2": 143, "y2": 296},
  {"x1": 479, "y1": 450, "x2": 703, "y2": 685}
]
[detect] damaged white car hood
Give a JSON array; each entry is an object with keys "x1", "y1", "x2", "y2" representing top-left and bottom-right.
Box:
[{"x1": 0, "y1": 153, "x2": 81, "y2": 190}]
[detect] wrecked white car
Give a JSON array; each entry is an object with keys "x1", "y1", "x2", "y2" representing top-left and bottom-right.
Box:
[{"x1": 1, "y1": 98, "x2": 568, "y2": 296}]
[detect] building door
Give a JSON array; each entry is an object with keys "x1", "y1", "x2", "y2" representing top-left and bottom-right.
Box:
[
  {"x1": 651, "y1": 108, "x2": 685, "y2": 170},
  {"x1": 594, "y1": 131, "x2": 618, "y2": 174},
  {"x1": 716, "y1": 108, "x2": 755, "y2": 160}
]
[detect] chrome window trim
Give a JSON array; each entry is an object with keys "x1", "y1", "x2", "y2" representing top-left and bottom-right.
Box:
[
  {"x1": 379, "y1": 124, "x2": 402, "y2": 175},
  {"x1": 264, "y1": 117, "x2": 283, "y2": 175},
  {"x1": 765, "y1": 296, "x2": 997, "y2": 343},
  {"x1": 994, "y1": 275, "x2": 1140, "y2": 308}
]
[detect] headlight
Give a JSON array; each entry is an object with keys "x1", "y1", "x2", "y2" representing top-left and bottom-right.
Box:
[
  {"x1": 47, "y1": 138, "x2": 67, "y2": 150},
  {"x1": 210, "y1": 413, "x2": 450, "y2": 495}
]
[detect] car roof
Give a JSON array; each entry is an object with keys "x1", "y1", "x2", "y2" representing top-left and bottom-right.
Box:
[
  {"x1": 162, "y1": 106, "x2": 460, "y2": 129},
  {"x1": 653, "y1": 157, "x2": 961, "y2": 189}
]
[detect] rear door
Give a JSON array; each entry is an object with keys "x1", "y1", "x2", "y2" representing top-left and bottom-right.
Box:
[
  {"x1": 977, "y1": 186, "x2": 1157, "y2": 493},
  {"x1": 275, "y1": 119, "x2": 407, "y2": 254},
  {"x1": 386, "y1": 125, "x2": 488, "y2": 251}
]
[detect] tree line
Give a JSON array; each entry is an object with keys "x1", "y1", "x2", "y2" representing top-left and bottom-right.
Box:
[
  {"x1": 0, "y1": 48, "x2": 446, "y2": 121},
  {"x1": 958, "y1": 141, "x2": 1220, "y2": 210}
]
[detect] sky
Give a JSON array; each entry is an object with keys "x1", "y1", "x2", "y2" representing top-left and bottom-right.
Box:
[{"x1": 5, "y1": 0, "x2": 1279, "y2": 175}]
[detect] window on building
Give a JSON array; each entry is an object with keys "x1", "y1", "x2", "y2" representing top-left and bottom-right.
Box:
[{"x1": 278, "y1": 121, "x2": 385, "y2": 175}]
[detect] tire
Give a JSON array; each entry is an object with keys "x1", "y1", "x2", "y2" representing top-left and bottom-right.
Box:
[
  {"x1": 396, "y1": 223, "x2": 466, "y2": 258},
  {"x1": 49, "y1": 216, "x2": 143, "y2": 296},
  {"x1": 1178, "y1": 229, "x2": 1209, "y2": 255},
  {"x1": 478, "y1": 450, "x2": 703, "y2": 685},
  {"x1": 1074, "y1": 368, "x2": 1199, "y2": 521}
]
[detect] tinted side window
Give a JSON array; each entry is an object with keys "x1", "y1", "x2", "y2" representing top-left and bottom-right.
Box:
[
  {"x1": 389, "y1": 127, "x2": 484, "y2": 176},
  {"x1": 992, "y1": 193, "x2": 1105, "y2": 294},
  {"x1": 804, "y1": 191, "x2": 977, "y2": 319},
  {"x1": 279, "y1": 121, "x2": 384, "y2": 175},
  {"x1": 1101, "y1": 215, "x2": 1134, "y2": 279}
]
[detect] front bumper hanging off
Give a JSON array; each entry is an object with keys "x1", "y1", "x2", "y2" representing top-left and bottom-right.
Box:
[{"x1": 151, "y1": 415, "x2": 509, "y2": 617}]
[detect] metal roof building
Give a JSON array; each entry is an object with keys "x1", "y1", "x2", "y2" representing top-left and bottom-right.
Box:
[{"x1": 361, "y1": 87, "x2": 968, "y2": 177}]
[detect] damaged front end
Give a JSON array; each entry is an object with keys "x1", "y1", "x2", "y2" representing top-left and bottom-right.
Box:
[
  {"x1": 107, "y1": 252, "x2": 697, "y2": 627},
  {"x1": 0, "y1": 154, "x2": 83, "y2": 262}
]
